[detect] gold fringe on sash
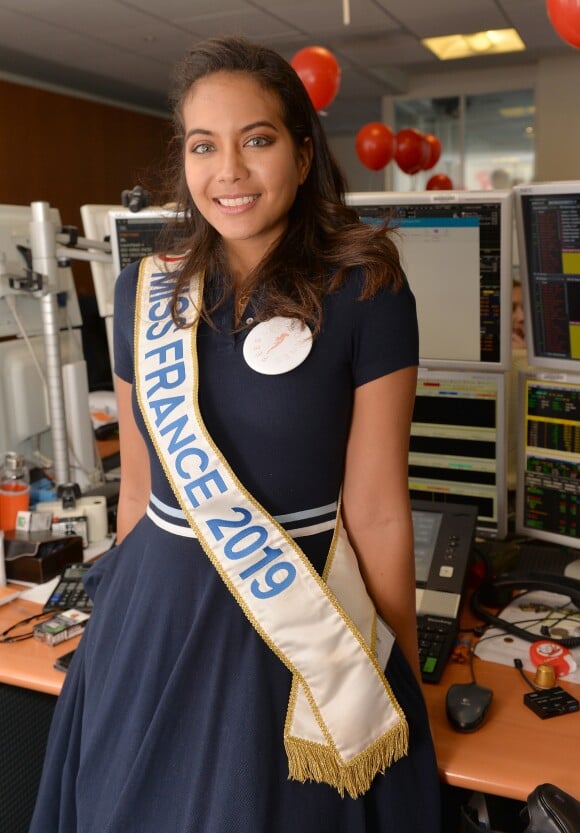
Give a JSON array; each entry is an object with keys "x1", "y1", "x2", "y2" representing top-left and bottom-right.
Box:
[{"x1": 285, "y1": 720, "x2": 409, "y2": 799}]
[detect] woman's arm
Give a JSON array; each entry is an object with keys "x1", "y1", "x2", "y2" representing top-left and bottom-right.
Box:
[
  {"x1": 115, "y1": 376, "x2": 151, "y2": 543},
  {"x1": 341, "y1": 365, "x2": 420, "y2": 681}
]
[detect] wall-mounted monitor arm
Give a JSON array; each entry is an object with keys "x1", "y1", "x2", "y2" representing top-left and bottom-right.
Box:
[{"x1": 56, "y1": 237, "x2": 112, "y2": 264}]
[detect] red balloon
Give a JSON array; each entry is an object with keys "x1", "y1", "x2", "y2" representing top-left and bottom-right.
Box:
[
  {"x1": 395, "y1": 129, "x2": 430, "y2": 175},
  {"x1": 355, "y1": 123, "x2": 396, "y2": 171},
  {"x1": 426, "y1": 173, "x2": 454, "y2": 190},
  {"x1": 422, "y1": 134, "x2": 442, "y2": 171},
  {"x1": 547, "y1": 0, "x2": 580, "y2": 48},
  {"x1": 290, "y1": 46, "x2": 341, "y2": 111}
]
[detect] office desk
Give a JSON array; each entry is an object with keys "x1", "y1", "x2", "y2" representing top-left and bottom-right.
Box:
[
  {"x1": 421, "y1": 654, "x2": 579, "y2": 801},
  {"x1": 2, "y1": 596, "x2": 579, "y2": 799},
  {"x1": 0, "y1": 597, "x2": 81, "y2": 695},
  {"x1": 0, "y1": 590, "x2": 579, "y2": 825},
  {"x1": 0, "y1": 597, "x2": 83, "y2": 833}
]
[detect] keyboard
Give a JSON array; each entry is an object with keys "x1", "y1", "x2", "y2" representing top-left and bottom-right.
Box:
[
  {"x1": 418, "y1": 614, "x2": 458, "y2": 684},
  {"x1": 515, "y1": 542, "x2": 578, "y2": 577}
]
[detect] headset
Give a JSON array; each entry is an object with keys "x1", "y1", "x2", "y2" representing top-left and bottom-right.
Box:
[{"x1": 471, "y1": 572, "x2": 580, "y2": 649}]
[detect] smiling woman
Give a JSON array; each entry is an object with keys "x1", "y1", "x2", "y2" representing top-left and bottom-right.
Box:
[{"x1": 29, "y1": 35, "x2": 440, "y2": 833}]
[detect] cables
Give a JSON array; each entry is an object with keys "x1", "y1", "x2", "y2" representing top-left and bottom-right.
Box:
[
  {"x1": 513, "y1": 657, "x2": 543, "y2": 691},
  {"x1": 0, "y1": 610, "x2": 56, "y2": 643}
]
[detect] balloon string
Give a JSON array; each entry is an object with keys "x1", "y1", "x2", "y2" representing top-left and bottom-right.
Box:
[{"x1": 342, "y1": 0, "x2": 350, "y2": 26}]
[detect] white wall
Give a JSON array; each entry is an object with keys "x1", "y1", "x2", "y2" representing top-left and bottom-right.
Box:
[
  {"x1": 534, "y1": 53, "x2": 580, "y2": 181},
  {"x1": 330, "y1": 52, "x2": 580, "y2": 188},
  {"x1": 328, "y1": 135, "x2": 390, "y2": 192}
]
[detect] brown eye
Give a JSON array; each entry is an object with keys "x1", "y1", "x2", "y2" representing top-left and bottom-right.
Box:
[{"x1": 245, "y1": 136, "x2": 272, "y2": 148}]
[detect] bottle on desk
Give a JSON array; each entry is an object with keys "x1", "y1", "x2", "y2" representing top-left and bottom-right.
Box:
[{"x1": 0, "y1": 452, "x2": 30, "y2": 532}]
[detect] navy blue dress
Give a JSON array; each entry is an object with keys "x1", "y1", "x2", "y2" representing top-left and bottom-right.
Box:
[{"x1": 29, "y1": 261, "x2": 441, "y2": 833}]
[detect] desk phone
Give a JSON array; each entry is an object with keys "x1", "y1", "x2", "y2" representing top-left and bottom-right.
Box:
[{"x1": 411, "y1": 500, "x2": 478, "y2": 683}]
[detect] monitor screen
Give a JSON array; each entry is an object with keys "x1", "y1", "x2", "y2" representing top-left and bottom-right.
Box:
[
  {"x1": 108, "y1": 208, "x2": 184, "y2": 278},
  {"x1": 409, "y1": 369, "x2": 508, "y2": 539},
  {"x1": 514, "y1": 181, "x2": 580, "y2": 373},
  {"x1": 347, "y1": 190, "x2": 513, "y2": 371},
  {"x1": 82, "y1": 206, "x2": 184, "y2": 373},
  {"x1": 516, "y1": 372, "x2": 580, "y2": 548},
  {"x1": 411, "y1": 508, "x2": 443, "y2": 584}
]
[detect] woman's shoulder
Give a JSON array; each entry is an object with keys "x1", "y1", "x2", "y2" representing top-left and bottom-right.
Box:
[
  {"x1": 325, "y1": 265, "x2": 416, "y2": 314},
  {"x1": 321, "y1": 267, "x2": 418, "y2": 384},
  {"x1": 114, "y1": 259, "x2": 141, "y2": 303}
]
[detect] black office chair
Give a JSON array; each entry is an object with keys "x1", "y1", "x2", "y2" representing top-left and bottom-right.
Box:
[{"x1": 460, "y1": 784, "x2": 580, "y2": 833}]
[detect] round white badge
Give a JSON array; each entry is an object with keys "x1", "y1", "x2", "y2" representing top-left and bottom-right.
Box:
[{"x1": 242, "y1": 317, "x2": 313, "y2": 375}]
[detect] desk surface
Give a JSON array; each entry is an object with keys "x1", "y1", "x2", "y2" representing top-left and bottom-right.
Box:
[
  {"x1": 421, "y1": 652, "x2": 579, "y2": 801},
  {"x1": 0, "y1": 597, "x2": 82, "y2": 695},
  {"x1": 0, "y1": 589, "x2": 578, "y2": 802}
]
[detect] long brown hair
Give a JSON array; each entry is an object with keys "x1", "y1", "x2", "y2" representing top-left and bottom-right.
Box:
[{"x1": 162, "y1": 35, "x2": 404, "y2": 334}]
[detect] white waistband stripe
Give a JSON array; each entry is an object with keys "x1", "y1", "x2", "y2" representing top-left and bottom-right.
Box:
[
  {"x1": 146, "y1": 506, "x2": 197, "y2": 537},
  {"x1": 275, "y1": 502, "x2": 338, "y2": 523},
  {"x1": 147, "y1": 497, "x2": 336, "y2": 540},
  {"x1": 149, "y1": 492, "x2": 190, "y2": 519}
]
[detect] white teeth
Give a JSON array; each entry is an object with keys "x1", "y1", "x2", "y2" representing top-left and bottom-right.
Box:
[{"x1": 217, "y1": 195, "x2": 256, "y2": 207}]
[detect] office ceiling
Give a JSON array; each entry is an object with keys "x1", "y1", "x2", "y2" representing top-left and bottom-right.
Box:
[{"x1": 0, "y1": 0, "x2": 574, "y2": 133}]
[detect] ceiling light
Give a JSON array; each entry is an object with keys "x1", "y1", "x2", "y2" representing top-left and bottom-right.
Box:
[
  {"x1": 422, "y1": 28, "x2": 525, "y2": 61},
  {"x1": 499, "y1": 106, "x2": 536, "y2": 118}
]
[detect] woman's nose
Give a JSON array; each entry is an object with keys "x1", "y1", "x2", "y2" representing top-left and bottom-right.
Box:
[{"x1": 217, "y1": 147, "x2": 247, "y2": 182}]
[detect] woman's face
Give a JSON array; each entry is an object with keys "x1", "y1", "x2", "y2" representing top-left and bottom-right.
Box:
[{"x1": 182, "y1": 71, "x2": 311, "y2": 270}]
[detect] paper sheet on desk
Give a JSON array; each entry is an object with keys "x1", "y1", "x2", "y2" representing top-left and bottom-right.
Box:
[
  {"x1": 19, "y1": 576, "x2": 59, "y2": 605},
  {"x1": 474, "y1": 590, "x2": 580, "y2": 684}
]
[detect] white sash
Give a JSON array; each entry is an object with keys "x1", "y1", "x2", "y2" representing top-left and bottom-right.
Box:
[{"x1": 134, "y1": 256, "x2": 408, "y2": 797}]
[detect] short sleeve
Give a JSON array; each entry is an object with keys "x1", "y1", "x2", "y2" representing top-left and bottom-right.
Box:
[
  {"x1": 351, "y1": 277, "x2": 419, "y2": 388},
  {"x1": 113, "y1": 261, "x2": 140, "y2": 383}
]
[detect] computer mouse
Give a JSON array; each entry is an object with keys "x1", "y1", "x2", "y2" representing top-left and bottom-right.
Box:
[{"x1": 445, "y1": 683, "x2": 493, "y2": 733}]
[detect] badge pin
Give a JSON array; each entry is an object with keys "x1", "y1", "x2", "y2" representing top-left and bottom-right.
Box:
[{"x1": 243, "y1": 317, "x2": 313, "y2": 375}]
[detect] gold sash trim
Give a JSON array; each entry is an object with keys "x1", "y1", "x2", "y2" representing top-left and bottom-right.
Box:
[{"x1": 134, "y1": 256, "x2": 408, "y2": 797}]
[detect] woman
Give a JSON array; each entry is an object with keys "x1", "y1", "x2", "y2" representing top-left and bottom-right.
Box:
[{"x1": 30, "y1": 36, "x2": 440, "y2": 833}]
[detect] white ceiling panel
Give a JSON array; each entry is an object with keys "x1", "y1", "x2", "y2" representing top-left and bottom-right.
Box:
[
  {"x1": 2, "y1": 0, "x2": 141, "y2": 30},
  {"x1": 118, "y1": 0, "x2": 248, "y2": 16},
  {"x1": 86, "y1": 24, "x2": 201, "y2": 60},
  {"x1": 0, "y1": 0, "x2": 575, "y2": 132},
  {"x1": 372, "y1": 0, "x2": 509, "y2": 36},
  {"x1": 0, "y1": 9, "x2": 90, "y2": 57},
  {"x1": 337, "y1": 32, "x2": 432, "y2": 66},
  {"x1": 251, "y1": 0, "x2": 399, "y2": 36},
  {"x1": 176, "y1": 10, "x2": 299, "y2": 40},
  {"x1": 500, "y1": 0, "x2": 568, "y2": 51}
]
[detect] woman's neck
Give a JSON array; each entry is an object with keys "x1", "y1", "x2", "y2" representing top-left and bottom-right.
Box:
[{"x1": 224, "y1": 239, "x2": 269, "y2": 291}]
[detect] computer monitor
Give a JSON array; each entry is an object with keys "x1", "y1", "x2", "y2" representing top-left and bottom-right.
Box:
[
  {"x1": 108, "y1": 208, "x2": 184, "y2": 278},
  {"x1": 409, "y1": 368, "x2": 508, "y2": 539},
  {"x1": 516, "y1": 371, "x2": 580, "y2": 549},
  {"x1": 80, "y1": 204, "x2": 121, "y2": 322},
  {"x1": 514, "y1": 180, "x2": 580, "y2": 373},
  {"x1": 0, "y1": 330, "x2": 100, "y2": 491},
  {"x1": 0, "y1": 204, "x2": 82, "y2": 338},
  {"x1": 80, "y1": 205, "x2": 181, "y2": 371},
  {"x1": 347, "y1": 190, "x2": 513, "y2": 371}
]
